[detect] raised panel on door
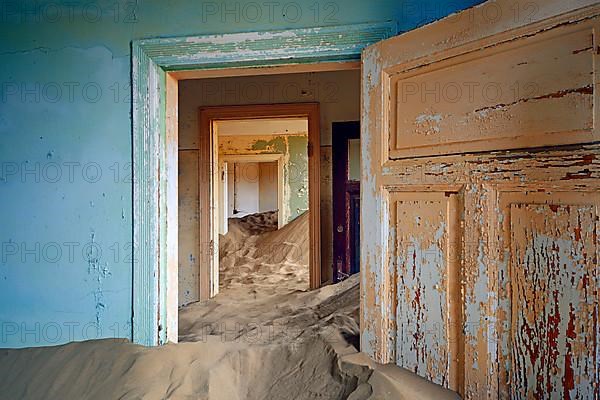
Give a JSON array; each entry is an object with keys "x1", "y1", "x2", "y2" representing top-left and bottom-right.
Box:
[
  {"x1": 391, "y1": 191, "x2": 462, "y2": 392},
  {"x1": 496, "y1": 191, "x2": 599, "y2": 399},
  {"x1": 386, "y1": 16, "x2": 600, "y2": 159}
]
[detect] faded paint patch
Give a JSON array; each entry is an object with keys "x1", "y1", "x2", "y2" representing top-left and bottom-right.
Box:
[
  {"x1": 394, "y1": 194, "x2": 459, "y2": 388},
  {"x1": 508, "y1": 204, "x2": 596, "y2": 399},
  {"x1": 220, "y1": 134, "x2": 309, "y2": 224}
]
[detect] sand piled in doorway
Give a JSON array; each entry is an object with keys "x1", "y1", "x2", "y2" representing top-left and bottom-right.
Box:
[
  {"x1": 0, "y1": 211, "x2": 459, "y2": 400},
  {"x1": 0, "y1": 277, "x2": 364, "y2": 400},
  {"x1": 219, "y1": 210, "x2": 309, "y2": 292}
]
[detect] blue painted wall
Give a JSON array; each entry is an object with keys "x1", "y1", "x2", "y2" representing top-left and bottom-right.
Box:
[{"x1": 0, "y1": 0, "x2": 483, "y2": 348}]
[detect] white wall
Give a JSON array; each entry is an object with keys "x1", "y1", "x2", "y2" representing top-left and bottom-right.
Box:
[
  {"x1": 219, "y1": 162, "x2": 228, "y2": 235},
  {"x1": 227, "y1": 164, "x2": 235, "y2": 217},
  {"x1": 259, "y1": 162, "x2": 278, "y2": 212},
  {"x1": 232, "y1": 162, "x2": 260, "y2": 215},
  {"x1": 228, "y1": 161, "x2": 279, "y2": 217}
]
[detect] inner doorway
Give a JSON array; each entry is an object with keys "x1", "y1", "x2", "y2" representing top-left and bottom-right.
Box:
[
  {"x1": 216, "y1": 117, "x2": 310, "y2": 293},
  {"x1": 197, "y1": 104, "x2": 321, "y2": 300},
  {"x1": 219, "y1": 151, "x2": 285, "y2": 231},
  {"x1": 177, "y1": 68, "x2": 362, "y2": 346}
]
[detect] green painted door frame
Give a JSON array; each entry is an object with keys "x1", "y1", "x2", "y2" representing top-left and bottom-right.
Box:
[{"x1": 131, "y1": 22, "x2": 396, "y2": 346}]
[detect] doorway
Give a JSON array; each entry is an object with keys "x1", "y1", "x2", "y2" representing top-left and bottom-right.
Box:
[
  {"x1": 177, "y1": 69, "x2": 361, "y2": 307},
  {"x1": 218, "y1": 153, "x2": 285, "y2": 231},
  {"x1": 216, "y1": 118, "x2": 310, "y2": 294},
  {"x1": 332, "y1": 121, "x2": 360, "y2": 283},
  {"x1": 197, "y1": 104, "x2": 320, "y2": 300},
  {"x1": 131, "y1": 22, "x2": 394, "y2": 346}
]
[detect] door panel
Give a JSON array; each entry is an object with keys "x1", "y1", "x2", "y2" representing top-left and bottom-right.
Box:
[
  {"x1": 349, "y1": 194, "x2": 360, "y2": 275},
  {"x1": 393, "y1": 192, "x2": 462, "y2": 390},
  {"x1": 361, "y1": 1, "x2": 600, "y2": 398},
  {"x1": 496, "y1": 191, "x2": 599, "y2": 399},
  {"x1": 388, "y1": 23, "x2": 599, "y2": 158},
  {"x1": 510, "y1": 204, "x2": 596, "y2": 399}
]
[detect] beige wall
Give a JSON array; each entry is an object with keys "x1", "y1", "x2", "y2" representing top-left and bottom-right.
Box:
[{"x1": 178, "y1": 69, "x2": 360, "y2": 305}]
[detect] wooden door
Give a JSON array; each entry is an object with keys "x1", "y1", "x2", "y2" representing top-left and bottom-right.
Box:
[
  {"x1": 332, "y1": 121, "x2": 361, "y2": 282},
  {"x1": 360, "y1": 1, "x2": 600, "y2": 398}
]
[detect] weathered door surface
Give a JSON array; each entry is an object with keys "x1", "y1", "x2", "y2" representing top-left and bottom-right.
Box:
[
  {"x1": 360, "y1": 1, "x2": 600, "y2": 398},
  {"x1": 332, "y1": 121, "x2": 361, "y2": 282}
]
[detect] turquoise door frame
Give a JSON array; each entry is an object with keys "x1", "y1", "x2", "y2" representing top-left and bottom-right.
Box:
[{"x1": 131, "y1": 22, "x2": 396, "y2": 346}]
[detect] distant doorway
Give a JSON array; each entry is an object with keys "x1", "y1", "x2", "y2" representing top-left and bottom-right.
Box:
[
  {"x1": 332, "y1": 121, "x2": 360, "y2": 282},
  {"x1": 197, "y1": 104, "x2": 321, "y2": 300},
  {"x1": 217, "y1": 136, "x2": 309, "y2": 294},
  {"x1": 218, "y1": 154, "x2": 285, "y2": 232}
]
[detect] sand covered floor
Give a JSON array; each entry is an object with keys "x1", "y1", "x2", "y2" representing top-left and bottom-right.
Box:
[
  {"x1": 0, "y1": 277, "x2": 367, "y2": 400},
  {"x1": 0, "y1": 212, "x2": 459, "y2": 400},
  {"x1": 217, "y1": 211, "x2": 309, "y2": 293}
]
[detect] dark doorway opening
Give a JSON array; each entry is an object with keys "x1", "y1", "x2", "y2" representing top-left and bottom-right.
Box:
[{"x1": 332, "y1": 121, "x2": 360, "y2": 283}]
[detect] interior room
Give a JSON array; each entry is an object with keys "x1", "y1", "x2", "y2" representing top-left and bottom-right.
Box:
[
  {"x1": 1, "y1": 1, "x2": 599, "y2": 399},
  {"x1": 216, "y1": 118, "x2": 310, "y2": 294},
  {"x1": 176, "y1": 71, "x2": 361, "y2": 346},
  {"x1": 177, "y1": 70, "x2": 361, "y2": 302}
]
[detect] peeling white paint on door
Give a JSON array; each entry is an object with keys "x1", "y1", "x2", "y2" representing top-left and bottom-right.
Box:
[{"x1": 361, "y1": 1, "x2": 600, "y2": 398}]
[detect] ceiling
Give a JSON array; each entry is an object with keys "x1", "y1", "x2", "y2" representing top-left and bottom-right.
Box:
[{"x1": 214, "y1": 118, "x2": 308, "y2": 136}]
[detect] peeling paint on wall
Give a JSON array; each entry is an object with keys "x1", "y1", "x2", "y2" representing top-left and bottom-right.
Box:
[
  {"x1": 0, "y1": 0, "x2": 487, "y2": 349},
  {"x1": 221, "y1": 134, "x2": 309, "y2": 223},
  {"x1": 0, "y1": 45, "x2": 132, "y2": 348}
]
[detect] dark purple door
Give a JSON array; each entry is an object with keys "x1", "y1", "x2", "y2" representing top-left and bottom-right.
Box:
[{"x1": 332, "y1": 121, "x2": 360, "y2": 283}]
